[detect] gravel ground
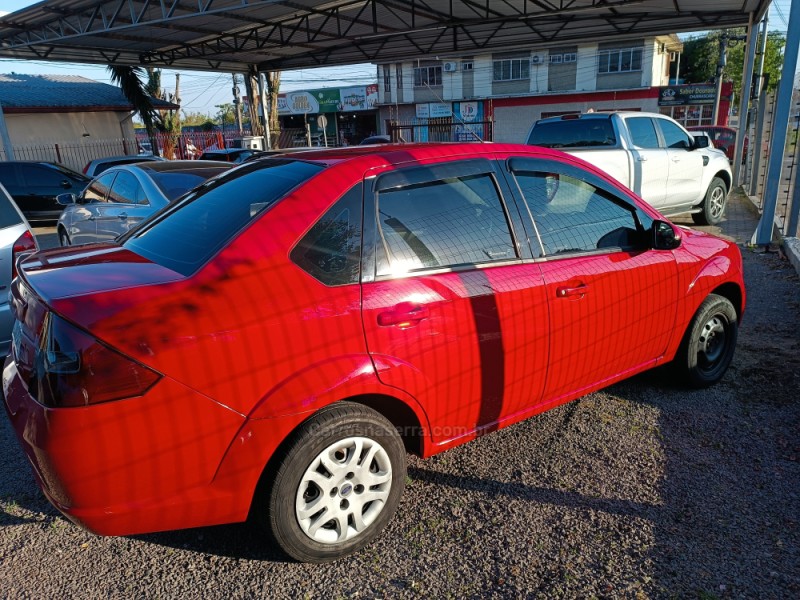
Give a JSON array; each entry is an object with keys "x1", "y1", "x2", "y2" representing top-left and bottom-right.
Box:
[{"x1": 1, "y1": 235, "x2": 798, "y2": 599}]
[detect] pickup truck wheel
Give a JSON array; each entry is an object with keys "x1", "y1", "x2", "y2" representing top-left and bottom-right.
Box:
[
  {"x1": 692, "y1": 177, "x2": 727, "y2": 225},
  {"x1": 256, "y1": 402, "x2": 406, "y2": 563},
  {"x1": 673, "y1": 294, "x2": 738, "y2": 388}
]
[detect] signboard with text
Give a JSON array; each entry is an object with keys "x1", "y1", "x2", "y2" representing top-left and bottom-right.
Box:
[
  {"x1": 278, "y1": 85, "x2": 378, "y2": 115},
  {"x1": 658, "y1": 84, "x2": 717, "y2": 106}
]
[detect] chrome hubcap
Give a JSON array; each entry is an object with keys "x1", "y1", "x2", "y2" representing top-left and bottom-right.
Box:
[{"x1": 295, "y1": 437, "x2": 392, "y2": 544}]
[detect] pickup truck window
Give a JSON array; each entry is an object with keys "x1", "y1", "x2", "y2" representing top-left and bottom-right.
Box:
[
  {"x1": 514, "y1": 171, "x2": 641, "y2": 256},
  {"x1": 527, "y1": 119, "x2": 616, "y2": 148},
  {"x1": 658, "y1": 119, "x2": 693, "y2": 149},
  {"x1": 627, "y1": 117, "x2": 660, "y2": 149}
]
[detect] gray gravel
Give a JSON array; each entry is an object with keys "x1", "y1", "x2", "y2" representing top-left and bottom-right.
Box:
[{"x1": 1, "y1": 236, "x2": 798, "y2": 599}]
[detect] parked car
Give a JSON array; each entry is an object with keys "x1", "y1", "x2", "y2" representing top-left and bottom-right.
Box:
[
  {"x1": 0, "y1": 161, "x2": 90, "y2": 223},
  {"x1": 526, "y1": 112, "x2": 732, "y2": 225},
  {"x1": 0, "y1": 181, "x2": 37, "y2": 355},
  {"x1": 3, "y1": 143, "x2": 745, "y2": 563},
  {"x1": 359, "y1": 134, "x2": 392, "y2": 145},
  {"x1": 198, "y1": 148, "x2": 263, "y2": 163},
  {"x1": 82, "y1": 155, "x2": 167, "y2": 177},
  {"x1": 56, "y1": 160, "x2": 231, "y2": 246},
  {"x1": 687, "y1": 126, "x2": 748, "y2": 164}
]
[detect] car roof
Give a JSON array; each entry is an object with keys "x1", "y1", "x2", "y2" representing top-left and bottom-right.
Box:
[{"x1": 125, "y1": 160, "x2": 232, "y2": 173}]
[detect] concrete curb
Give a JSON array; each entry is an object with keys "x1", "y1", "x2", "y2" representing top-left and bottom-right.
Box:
[{"x1": 783, "y1": 237, "x2": 800, "y2": 277}]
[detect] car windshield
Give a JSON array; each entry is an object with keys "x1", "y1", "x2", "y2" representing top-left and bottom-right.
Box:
[
  {"x1": 122, "y1": 159, "x2": 325, "y2": 276},
  {"x1": 527, "y1": 119, "x2": 617, "y2": 148},
  {"x1": 150, "y1": 168, "x2": 231, "y2": 200}
]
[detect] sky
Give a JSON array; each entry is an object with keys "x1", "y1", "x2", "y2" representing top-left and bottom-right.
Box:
[{"x1": 0, "y1": 0, "x2": 796, "y2": 117}]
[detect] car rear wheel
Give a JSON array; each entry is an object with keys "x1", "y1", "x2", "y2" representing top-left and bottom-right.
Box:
[
  {"x1": 58, "y1": 228, "x2": 71, "y2": 246},
  {"x1": 257, "y1": 402, "x2": 406, "y2": 563},
  {"x1": 692, "y1": 177, "x2": 727, "y2": 225},
  {"x1": 674, "y1": 294, "x2": 738, "y2": 387}
]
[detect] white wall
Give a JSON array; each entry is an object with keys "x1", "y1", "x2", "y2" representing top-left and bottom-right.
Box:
[
  {"x1": 576, "y1": 44, "x2": 598, "y2": 91},
  {"x1": 473, "y1": 55, "x2": 493, "y2": 97}
]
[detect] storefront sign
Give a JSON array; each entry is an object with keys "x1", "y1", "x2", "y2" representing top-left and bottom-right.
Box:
[
  {"x1": 429, "y1": 103, "x2": 452, "y2": 118},
  {"x1": 658, "y1": 84, "x2": 717, "y2": 106},
  {"x1": 453, "y1": 101, "x2": 485, "y2": 141},
  {"x1": 278, "y1": 86, "x2": 378, "y2": 115}
]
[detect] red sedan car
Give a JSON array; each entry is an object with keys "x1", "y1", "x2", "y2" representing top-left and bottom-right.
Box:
[
  {"x1": 3, "y1": 144, "x2": 744, "y2": 562},
  {"x1": 687, "y1": 126, "x2": 748, "y2": 163}
]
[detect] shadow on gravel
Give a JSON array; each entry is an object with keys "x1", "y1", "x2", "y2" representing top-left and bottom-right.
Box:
[{"x1": 130, "y1": 522, "x2": 292, "y2": 563}]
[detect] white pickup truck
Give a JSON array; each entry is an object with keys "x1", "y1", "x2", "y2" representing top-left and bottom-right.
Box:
[{"x1": 526, "y1": 112, "x2": 733, "y2": 225}]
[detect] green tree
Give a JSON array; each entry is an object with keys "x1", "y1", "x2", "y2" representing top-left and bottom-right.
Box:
[
  {"x1": 215, "y1": 103, "x2": 235, "y2": 127},
  {"x1": 182, "y1": 111, "x2": 213, "y2": 127},
  {"x1": 679, "y1": 28, "x2": 786, "y2": 93}
]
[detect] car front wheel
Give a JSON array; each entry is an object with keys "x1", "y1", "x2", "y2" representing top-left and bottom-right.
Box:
[
  {"x1": 674, "y1": 294, "x2": 738, "y2": 387},
  {"x1": 58, "y1": 228, "x2": 71, "y2": 246},
  {"x1": 692, "y1": 177, "x2": 728, "y2": 225},
  {"x1": 258, "y1": 402, "x2": 406, "y2": 563}
]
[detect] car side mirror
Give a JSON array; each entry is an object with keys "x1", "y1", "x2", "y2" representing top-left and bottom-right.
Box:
[
  {"x1": 692, "y1": 134, "x2": 710, "y2": 150},
  {"x1": 652, "y1": 220, "x2": 682, "y2": 250},
  {"x1": 56, "y1": 193, "x2": 77, "y2": 206}
]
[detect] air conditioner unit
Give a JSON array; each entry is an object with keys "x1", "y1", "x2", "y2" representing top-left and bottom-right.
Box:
[
  {"x1": 442, "y1": 61, "x2": 458, "y2": 72},
  {"x1": 531, "y1": 55, "x2": 542, "y2": 65}
]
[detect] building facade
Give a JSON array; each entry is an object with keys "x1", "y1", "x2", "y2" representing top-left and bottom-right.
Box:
[{"x1": 375, "y1": 35, "x2": 732, "y2": 143}]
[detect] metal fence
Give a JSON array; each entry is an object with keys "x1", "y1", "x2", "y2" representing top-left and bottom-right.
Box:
[
  {"x1": 0, "y1": 138, "x2": 138, "y2": 172},
  {"x1": 387, "y1": 118, "x2": 493, "y2": 143}
]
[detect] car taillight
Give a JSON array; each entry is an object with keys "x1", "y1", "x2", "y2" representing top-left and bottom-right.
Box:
[
  {"x1": 12, "y1": 230, "x2": 37, "y2": 280},
  {"x1": 36, "y1": 313, "x2": 161, "y2": 408}
]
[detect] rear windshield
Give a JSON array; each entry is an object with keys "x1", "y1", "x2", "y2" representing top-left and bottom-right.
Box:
[
  {"x1": 122, "y1": 160, "x2": 324, "y2": 276},
  {"x1": 0, "y1": 184, "x2": 23, "y2": 229},
  {"x1": 527, "y1": 118, "x2": 617, "y2": 148},
  {"x1": 150, "y1": 168, "x2": 231, "y2": 200}
]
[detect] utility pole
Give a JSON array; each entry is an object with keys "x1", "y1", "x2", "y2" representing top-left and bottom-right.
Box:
[
  {"x1": 232, "y1": 73, "x2": 243, "y2": 134},
  {"x1": 712, "y1": 32, "x2": 729, "y2": 126}
]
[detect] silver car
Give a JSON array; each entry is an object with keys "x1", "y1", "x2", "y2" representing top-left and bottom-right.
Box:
[
  {"x1": 0, "y1": 181, "x2": 38, "y2": 355},
  {"x1": 56, "y1": 160, "x2": 231, "y2": 246}
]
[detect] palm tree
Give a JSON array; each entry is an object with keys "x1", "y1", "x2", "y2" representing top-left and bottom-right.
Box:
[{"x1": 108, "y1": 65, "x2": 160, "y2": 155}]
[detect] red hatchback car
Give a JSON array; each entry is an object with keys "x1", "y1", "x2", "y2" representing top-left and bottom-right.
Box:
[{"x1": 3, "y1": 144, "x2": 744, "y2": 562}]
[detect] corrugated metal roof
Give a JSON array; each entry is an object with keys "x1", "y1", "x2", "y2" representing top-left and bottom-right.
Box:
[
  {"x1": 0, "y1": 73, "x2": 178, "y2": 111},
  {"x1": 0, "y1": 1, "x2": 772, "y2": 73}
]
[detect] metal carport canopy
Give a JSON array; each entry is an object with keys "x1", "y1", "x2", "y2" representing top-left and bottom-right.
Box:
[{"x1": 0, "y1": 1, "x2": 772, "y2": 73}]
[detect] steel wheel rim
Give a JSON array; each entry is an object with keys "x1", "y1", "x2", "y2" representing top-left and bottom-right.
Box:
[
  {"x1": 709, "y1": 187, "x2": 725, "y2": 219},
  {"x1": 295, "y1": 436, "x2": 392, "y2": 545},
  {"x1": 698, "y1": 314, "x2": 727, "y2": 370}
]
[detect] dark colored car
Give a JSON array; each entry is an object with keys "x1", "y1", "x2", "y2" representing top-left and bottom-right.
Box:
[
  {"x1": 82, "y1": 155, "x2": 166, "y2": 177},
  {"x1": 198, "y1": 148, "x2": 263, "y2": 163},
  {"x1": 57, "y1": 160, "x2": 231, "y2": 246},
  {"x1": 3, "y1": 143, "x2": 745, "y2": 563},
  {"x1": 687, "y1": 126, "x2": 748, "y2": 163},
  {"x1": 359, "y1": 135, "x2": 392, "y2": 145},
  {"x1": 0, "y1": 161, "x2": 90, "y2": 222}
]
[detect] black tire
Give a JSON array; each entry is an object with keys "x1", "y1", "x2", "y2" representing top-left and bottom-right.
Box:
[
  {"x1": 58, "y1": 228, "x2": 70, "y2": 246},
  {"x1": 257, "y1": 402, "x2": 406, "y2": 563},
  {"x1": 692, "y1": 177, "x2": 728, "y2": 225},
  {"x1": 674, "y1": 294, "x2": 738, "y2": 388}
]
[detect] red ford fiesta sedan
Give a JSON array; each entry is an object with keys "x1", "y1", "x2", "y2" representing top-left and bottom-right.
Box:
[{"x1": 3, "y1": 143, "x2": 744, "y2": 562}]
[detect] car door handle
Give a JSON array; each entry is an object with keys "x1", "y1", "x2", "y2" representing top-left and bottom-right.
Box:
[
  {"x1": 637, "y1": 155, "x2": 648, "y2": 162},
  {"x1": 118, "y1": 212, "x2": 128, "y2": 220},
  {"x1": 556, "y1": 284, "x2": 588, "y2": 298},
  {"x1": 88, "y1": 216, "x2": 96, "y2": 221},
  {"x1": 377, "y1": 303, "x2": 429, "y2": 327}
]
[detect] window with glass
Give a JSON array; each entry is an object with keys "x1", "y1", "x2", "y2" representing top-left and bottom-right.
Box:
[
  {"x1": 83, "y1": 172, "x2": 116, "y2": 203},
  {"x1": 376, "y1": 173, "x2": 516, "y2": 275},
  {"x1": 598, "y1": 48, "x2": 642, "y2": 74},
  {"x1": 549, "y1": 54, "x2": 562, "y2": 64},
  {"x1": 493, "y1": 58, "x2": 530, "y2": 81},
  {"x1": 513, "y1": 171, "x2": 642, "y2": 256},
  {"x1": 395, "y1": 64, "x2": 403, "y2": 89},
  {"x1": 108, "y1": 172, "x2": 147, "y2": 205},
  {"x1": 291, "y1": 185, "x2": 362, "y2": 286},
  {"x1": 413, "y1": 66, "x2": 442, "y2": 87},
  {"x1": 383, "y1": 66, "x2": 391, "y2": 92},
  {"x1": 462, "y1": 61, "x2": 474, "y2": 71},
  {"x1": 657, "y1": 119, "x2": 693, "y2": 149},
  {"x1": 627, "y1": 117, "x2": 661, "y2": 149}
]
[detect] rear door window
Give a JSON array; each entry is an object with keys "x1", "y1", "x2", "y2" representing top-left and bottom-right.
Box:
[
  {"x1": 527, "y1": 118, "x2": 616, "y2": 148},
  {"x1": 627, "y1": 117, "x2": 661, "y2": 149},
  {"x1": 375, "y1": 171, "x2": 516, "y2": 275},
  {"x1": 122, "y1": 159, "x2": 324, "y2": 276},
  {"x1": 0, "y1": 164, "x2": 21, "y2": 190}
]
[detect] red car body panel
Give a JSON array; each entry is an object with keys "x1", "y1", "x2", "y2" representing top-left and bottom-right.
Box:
[{"x1": 2, "y1": 143, "x2": 745, "y2": 537}]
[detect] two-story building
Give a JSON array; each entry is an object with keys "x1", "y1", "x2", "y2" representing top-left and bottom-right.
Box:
[{"x1": 375, "y1": 35, "x2": 730, "y2": 143}]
